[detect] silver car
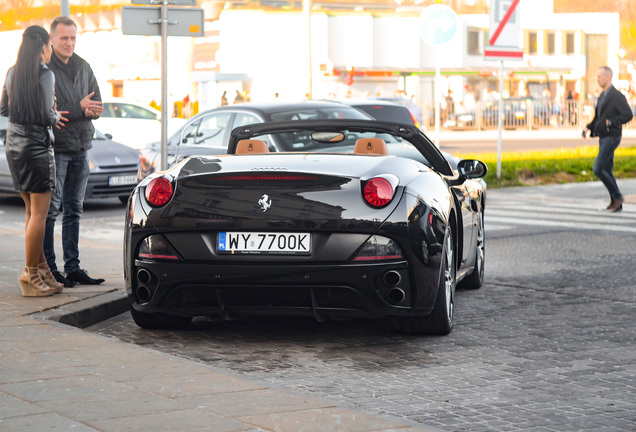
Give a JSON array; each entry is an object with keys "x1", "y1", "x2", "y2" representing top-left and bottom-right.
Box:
[{"x1": 0, "y1": 115, "x2": 140, "y2": 204}]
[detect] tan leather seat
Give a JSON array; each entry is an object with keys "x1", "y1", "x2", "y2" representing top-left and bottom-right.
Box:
[
  {"x1": 353, "y1": 138, "x2": 389, "y2": 156},
  {"x1": 235, "y1": 139, "x2": 269, "y2": 154}
]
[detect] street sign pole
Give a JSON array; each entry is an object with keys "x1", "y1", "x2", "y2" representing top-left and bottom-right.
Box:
[
  {"x1": 435, "y1": 46, "x2": 441, "y2": 147},
  {"x1": 419, "y1": 3, "x2": 457, "y2": 148},
  {"x1": 485, "y1": 0, "x2": 523, "y2": 179},
  {"x1": 161, "y1": 0, "x2": 169, "y2": 171},
  {"x1": 123, "y1": 1, "x2": 203, "y2": 171},
  {"x1": 497, "y1": 60, "x2": 504, "y2": 180}
]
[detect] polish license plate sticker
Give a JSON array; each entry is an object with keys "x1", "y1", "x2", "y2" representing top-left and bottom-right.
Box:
[{"x1": 218, "y1": 232, "x2": 311, "y2": 255}]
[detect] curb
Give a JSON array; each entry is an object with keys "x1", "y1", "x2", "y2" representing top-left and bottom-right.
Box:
[{"x1": 31, "y1": 290, "x2": 129, "y2": 328}]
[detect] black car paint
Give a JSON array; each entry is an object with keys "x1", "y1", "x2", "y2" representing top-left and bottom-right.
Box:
[
  {"x1": 126, "y1": 154, "x2": 449, "y2": 319},
  {"x1": 125, "y1": 120, "x2": 486, "y2": 332}
]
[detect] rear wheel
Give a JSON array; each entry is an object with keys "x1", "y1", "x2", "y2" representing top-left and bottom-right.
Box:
[
  {"x1": 459, "y1": 211, "x2": 485, "y2": 290},
  {"x1": 129, "y1": 305, "x2": 192, "y2": 329},
  {"x1": 399, "y1": 226, "x2": 456, "y2": 335}
]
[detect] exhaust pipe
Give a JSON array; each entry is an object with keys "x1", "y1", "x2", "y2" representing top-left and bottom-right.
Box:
[
  {"x1": 136, "y1": 268, "x2": 155, "y2": 303},
  {"x1": 383, "y1": 270, "x2": 401, "y2": 286},
  {"x1": 387, "y1": 287, "x2": 406, "y2": 304},
  {"x1": 136, "y1": 285, "x2": 153, "y2": 303},
  {"x1": 137, "y1": 268, "x2": 152, "y2": 284}
]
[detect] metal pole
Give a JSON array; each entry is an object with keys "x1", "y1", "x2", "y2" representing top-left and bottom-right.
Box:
[
  {"x1": 160, "y1": 0, "x2": 169, "y2": 171},
  {"x1": 303, "y1": 0, "x2": 312, "y2": 99},
  {"x1": 434, "y1": 45, "x2": 440, "y2": 148},
  {"x1": 60, "y1": 0, "x2": 70, "y2": 17},
  {"x1": 497, "y1": 60, "x2": 503, "y2": 180}
]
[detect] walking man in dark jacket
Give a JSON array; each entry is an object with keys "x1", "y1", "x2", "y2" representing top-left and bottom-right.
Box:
[
  {"x1": 44, "y1": 16, "x2": 105, "y2": 286},
  {"x1": 584, "y1": 66, "x2": 633, "y2": 212}
]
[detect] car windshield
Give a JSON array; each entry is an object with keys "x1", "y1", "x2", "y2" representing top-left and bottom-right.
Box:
[
  {"x1": 102, "y1": 103, "x2": 158, "y2": 120},
  {"x1": 93, "y1": 129, "x2": 109, "y2": 140},
  {"x1": 248, "y1": 128, "x2": 430, "y2": 165}
]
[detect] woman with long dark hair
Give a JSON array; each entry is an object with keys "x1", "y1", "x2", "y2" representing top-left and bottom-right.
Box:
[{"x1": 0, "y1": 25, "x2": 68, "y2": 296}]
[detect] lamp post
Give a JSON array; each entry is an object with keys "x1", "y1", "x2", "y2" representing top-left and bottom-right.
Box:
[{"x1": 61, "y1": 0, "x2": 70, "y2": 16}]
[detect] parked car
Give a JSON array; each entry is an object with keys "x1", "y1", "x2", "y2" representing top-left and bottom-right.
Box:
[
  {"x1": 0, "y1": 115, "x2": 139, "y2": 204},
  {"x1": 137, "y1": 100, "x2": 373, "y2": 179},
  {"x1": 93, "y1": 98, "x2": 186, "y2": 150},
  {"x1": 336, "y1": 98, "x2": 419, "y2": 127},
  {"x1": 371, "y1": 96, "x2": 423, "y2": 128},
  {"x1": 124, "y1": 118, "x2": 487, "y2": 334}
]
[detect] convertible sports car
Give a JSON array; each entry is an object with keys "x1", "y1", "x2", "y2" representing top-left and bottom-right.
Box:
[{"x1": 124, "y1": 119, "x2": 487, "y2": 335}]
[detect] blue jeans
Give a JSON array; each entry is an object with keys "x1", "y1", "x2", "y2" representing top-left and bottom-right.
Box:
[
  {"x1": 44, "y1": 151, "x2": 90, "y2": 274},
  {"x1": 593, "y1": 136, "x2": 623, "y2": 201}
]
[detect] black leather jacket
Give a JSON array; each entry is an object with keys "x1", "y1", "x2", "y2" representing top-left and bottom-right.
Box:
[
  {"x1": 0, "y1": 64, "x2": 59, "y2": 145},
  {"x1": 47, "y1": 52, "x2": 102, "y2": 153}
]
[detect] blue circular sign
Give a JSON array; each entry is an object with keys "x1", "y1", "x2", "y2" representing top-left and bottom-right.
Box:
[{"x1": 419, "y1": 4, "x2": 458, "y2": 45}]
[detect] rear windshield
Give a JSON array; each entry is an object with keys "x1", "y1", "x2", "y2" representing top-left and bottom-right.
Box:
[{"x1": 269, "y1": 107, "x2": 371, "y2": 122}]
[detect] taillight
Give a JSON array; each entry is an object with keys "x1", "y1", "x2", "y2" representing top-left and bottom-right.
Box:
[
  {"x1": 353, "y1": 235, "x2": 404, "y2": 261},
  {"x1": 137, "y1": 234, "x2": 180, "y2": 260},
  {"x1": 363, "y1": 177, "x2": 394, "y2": 207},
  {"x1": 145, "y1": 177, "x2": 173, "y2": 207}
]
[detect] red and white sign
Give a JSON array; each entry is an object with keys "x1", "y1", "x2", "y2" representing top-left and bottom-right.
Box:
[{"x1": 485, "y1": 0, "x2": 523, "y2": 61}]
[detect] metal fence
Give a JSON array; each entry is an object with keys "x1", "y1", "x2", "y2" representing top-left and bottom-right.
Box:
[{"x1": 428, "y1": 99, "x2": 636, "y2": 131}]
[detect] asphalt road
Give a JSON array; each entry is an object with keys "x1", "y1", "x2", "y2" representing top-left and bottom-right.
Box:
[{"x1": 76, "y1": 180, "x2": 636, "y2": 432}]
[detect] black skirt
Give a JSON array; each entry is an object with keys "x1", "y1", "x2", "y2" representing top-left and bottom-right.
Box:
[{"x1": 5, "y1": 122, "x2": 56, "y2": 193}]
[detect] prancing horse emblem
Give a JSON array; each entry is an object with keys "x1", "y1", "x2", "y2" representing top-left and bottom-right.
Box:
[{"x1": 258, "y1": 194, "x2": 272, "y2": 212}]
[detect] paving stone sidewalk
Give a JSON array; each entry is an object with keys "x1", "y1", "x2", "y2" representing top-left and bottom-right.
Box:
[{"x1": 0, "y1": 225, "x2": 433, "y2": 432}]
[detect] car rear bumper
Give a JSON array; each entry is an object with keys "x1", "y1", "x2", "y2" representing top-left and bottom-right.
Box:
[
  {"x1": 85, "y1": 171, "x2": 138, "y2": 199},
  {"x1": 128, "y1": 259, "x2": 437, "y2": 320}
]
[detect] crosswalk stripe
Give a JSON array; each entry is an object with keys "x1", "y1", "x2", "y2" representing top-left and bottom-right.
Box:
[{"x1": 485, "y1": 214, "x2": 636, "y2": 233}]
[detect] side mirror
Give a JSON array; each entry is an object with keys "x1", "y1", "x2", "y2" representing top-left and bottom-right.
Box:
[
  {"x1": 446, "y1": 159, "x2": 487, "y2": 186},
  {"x1": 457, "y1": 159, "x2": 487, "y2": 179}
]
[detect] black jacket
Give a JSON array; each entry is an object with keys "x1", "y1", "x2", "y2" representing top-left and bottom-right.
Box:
[
  {"x1": 47, "y1": 51, "x2": 101, "y2": 153},
  {"x1": 586, "y1": 86, "x2": 633, "y2": 138}
]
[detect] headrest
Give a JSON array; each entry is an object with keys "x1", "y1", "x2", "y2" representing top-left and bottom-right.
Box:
[
  {"x1": 235, "y1": 139, "x2": 269, "y2": 154},
  {"x1": 353, "y1": 138, "x2": 389, "y2": 156}
]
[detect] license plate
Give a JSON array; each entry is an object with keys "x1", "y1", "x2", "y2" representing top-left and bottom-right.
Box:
[
  {"x1": 109, "y1": 175, "x2": 138, "y2": 186},
  {"x1": 218, "y1": 232, "x2": 311, "y2": 255}
]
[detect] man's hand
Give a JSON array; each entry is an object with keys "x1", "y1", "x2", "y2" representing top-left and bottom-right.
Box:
[{"x1": 80, "y1": 92, "x2": 104, "y2": 117}]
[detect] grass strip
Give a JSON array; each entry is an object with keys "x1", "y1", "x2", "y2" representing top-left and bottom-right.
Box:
[{"x1": 456, "y1": 145, "x2": 636, "y2": 188}]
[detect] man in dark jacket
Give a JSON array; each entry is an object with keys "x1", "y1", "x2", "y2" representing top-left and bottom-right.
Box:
[
  {"x1": 584, "y1": 66, "x2": 634, "y2": 212},
  {"x1": 44, "y1": 16, "x2": 105, "y2": 286}
]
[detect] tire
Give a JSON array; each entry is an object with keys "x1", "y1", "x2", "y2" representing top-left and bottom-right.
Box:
[
  {"x1": 459, "y1": 211, "x2": 485, "y2": 290},
  {"x1": 129, "y1": 305, "x2": 192, "y2": 329},
  {"x1": 118, "y1": 195, "x2": 129, "y2": 205},
  {"x1": 399, "y1": 225, "x2": 456, "y2": 335}
]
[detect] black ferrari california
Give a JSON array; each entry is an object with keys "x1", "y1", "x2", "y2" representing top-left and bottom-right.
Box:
[{"x1": 124, "y1": 119, "x2": 487, "y2": 335}]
